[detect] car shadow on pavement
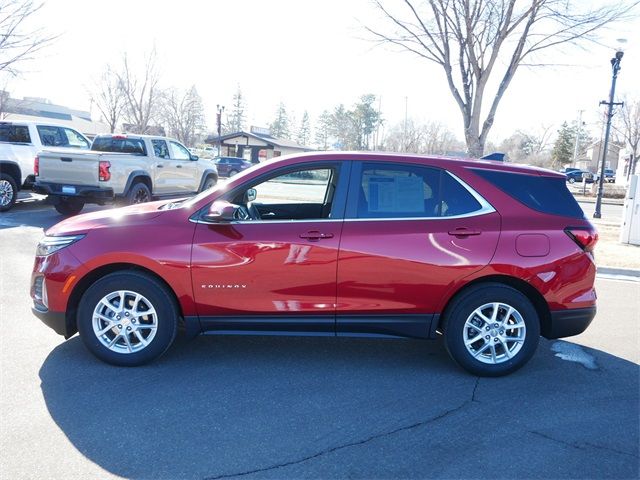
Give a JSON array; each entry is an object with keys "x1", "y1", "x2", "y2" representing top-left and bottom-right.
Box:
[
  {"x1": 0, "y1": 199, "x2": 111, "y2": 230},
  {"x1": 39, "y1": 335, "x2": 639, "y2": 480}
]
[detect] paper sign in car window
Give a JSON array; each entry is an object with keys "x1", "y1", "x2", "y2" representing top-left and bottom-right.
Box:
[{"x1": 369, "y1": 175, "x2": 424, "y2": 213}]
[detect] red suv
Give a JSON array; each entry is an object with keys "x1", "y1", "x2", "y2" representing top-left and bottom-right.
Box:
[{"x1": 31, "y1": 152, "x2": 598, "y2": 376}]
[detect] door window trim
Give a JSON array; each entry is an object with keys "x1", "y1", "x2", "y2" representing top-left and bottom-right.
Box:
[{"x1": 344, "y1": 161, "x2": 494, "y2": 221}]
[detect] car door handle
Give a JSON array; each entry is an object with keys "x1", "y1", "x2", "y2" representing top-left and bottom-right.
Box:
[
  {"x1": 299, "y1": 231, "x2": 334, "y2": 241},
  {"x1": 157, "y1": 164, "x2": 164, "y2": 168},
  {"x1": 176, "y1": 164, "x2": 182, "y2": 168},
  {"x1": 448, "y1": 228, "x2": 481, "y2": 237}
]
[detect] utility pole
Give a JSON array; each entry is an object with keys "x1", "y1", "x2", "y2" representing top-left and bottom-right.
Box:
[
  {"x1": 594, "y1": 49, "x2": 624, "y2": 219},
  {"x1": 572, "y1": 109, "x2": 584, "y2": 167},
  {"x1": 402, "y1": 96, "x2": 408, "y2": 152},
  {"x1": 216, "y1": 104, "x2": 225, "y2": 157}
]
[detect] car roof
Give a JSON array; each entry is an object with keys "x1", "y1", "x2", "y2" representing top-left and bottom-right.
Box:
[{"x1": 262, "y1": 151, "x2": 565, "y2": 178}]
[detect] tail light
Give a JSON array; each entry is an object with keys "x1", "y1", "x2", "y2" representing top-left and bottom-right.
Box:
[
  {"x1": 99, "y1": 160, "x2": 111, "y2": 181},
  {"x1": 34, "y1": 156, "x2": 39, "y2": 176},
  {"x1": 565, "y1": 227, "x2": 598, "y2": 252}
]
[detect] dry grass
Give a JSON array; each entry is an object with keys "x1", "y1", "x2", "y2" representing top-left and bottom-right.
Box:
[{"x1": 592, "y1": 220, "x2": 640, "y2": 269}]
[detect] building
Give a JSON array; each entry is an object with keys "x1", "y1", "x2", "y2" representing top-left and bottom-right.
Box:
[
  {"x1": 1, "y1": 94, "x2": 109, "y2": 138},
  {"x1": 578, "y1": 140, "x2": 623, "y2": 173},
  {"x1": 205, "y1": 126, "x2": 313, "y2": 163}
]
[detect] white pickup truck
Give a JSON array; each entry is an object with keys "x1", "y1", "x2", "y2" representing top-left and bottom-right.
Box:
[
  {"x1": 0, "y1": 121, "x2": 91, "y2": 211},
  {"x1": 34, "y1": 133, "x2": 219, "y2": 215}
]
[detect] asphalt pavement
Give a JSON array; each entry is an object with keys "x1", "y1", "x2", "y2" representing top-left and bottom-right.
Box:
[{"x1": 0, "y1": 198, "x2": 638, "y2": 480}]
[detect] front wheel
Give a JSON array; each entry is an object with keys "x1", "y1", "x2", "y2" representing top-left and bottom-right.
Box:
[
  {"x1": 442, "y1": 283, "x2": 540, "y2": 377},
  {"x1": 77, "y1": 271, "x2": 178, "y2": 366},
  {"x1": 201, "y1": 175, "x2": 217, "y2": 192},
  {"x1": 0, "y1": 173, "x2": 18, "y2": 212},
  {"x1": 54, "y1": 198, "x2": 84, "y2": 216},
  {"x1": 568, "y1": 177, "x2": 576, "y2": 184}
]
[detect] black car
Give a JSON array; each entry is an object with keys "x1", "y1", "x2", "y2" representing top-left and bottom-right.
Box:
[
  {"x1": 214, "y1": 157, "x2": 253, "y2": 177},
  {"x1": 564, "y1": 169, "x2": 593, "y2": 184}
]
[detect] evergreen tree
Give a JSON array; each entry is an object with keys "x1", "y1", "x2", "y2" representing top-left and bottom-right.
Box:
[
  {"x1": 315, "y1": 110, "x2": 332, "y2": 150},
  {"x1": 351, "y1": 94, "x2": 380, "y2": 150},
  {"x1": 296, "y1": 111, "x2": 311, "y2": 146},
  {"x1": 228, "y1": 85, "x2": 246, "y2": 133},
  {"x1": 270, "y1": 102, "x2": 290, "y2": 139},
  {"x1": 551, "y1": 122, "x2": 576, "y2": 168}
]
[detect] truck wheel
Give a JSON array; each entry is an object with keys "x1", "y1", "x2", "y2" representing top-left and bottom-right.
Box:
[
  {"x1": 201, "y1": 175, "x2": 217, "y2": 192},
  {"x1": 0, "y1": 173, "x2": 17, "y2": 212},
  {"x1": 77, "y1": 271, "x2": 178, "y2": 366},
  {"x1": 54, "y1": 199, "x2": 84, "y2": 216},
  {"x1": 441, "y1": 283, "x2": 540, "y2": 377},
  {"x1": 127, "y1": 182, "x2": 151, "y2": 205}
]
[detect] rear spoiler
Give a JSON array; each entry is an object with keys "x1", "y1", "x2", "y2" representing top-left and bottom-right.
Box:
[{"x1": 481, "y1": 152, "x2": 505, "y2": 161}]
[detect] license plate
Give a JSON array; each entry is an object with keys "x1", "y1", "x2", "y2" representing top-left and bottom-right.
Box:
[{"x1": 62, "y1": 186, "x2": 76, "y2": 194}]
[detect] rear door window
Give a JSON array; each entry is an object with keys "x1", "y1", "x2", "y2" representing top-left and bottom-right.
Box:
[
  {"x1": 350, "y1": 162, "x2": 483, "y2": 219},
  {"x1": 152, "y1": 139, "x2": 169, "y2": 158},
  {"x1": 37, "y1": 126, "x2": 66, "y2": 147},
  {"x1": 0, "y1": 125, "x2": 31, "y2": 143},
  {"x1": 472, "y1": 169, "x2": 585, "y2": 218}
]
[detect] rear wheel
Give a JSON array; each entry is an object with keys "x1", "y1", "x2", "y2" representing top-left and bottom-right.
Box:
[
  {"x1": 201, "y1": 175, "x2": 217, "y2": 192},
  {"x1": 442, "y1": 283, "x2": 540, "y2": 377},
  {"x1": 77, "y1": 271, "x2": 178, "y2": 366},
  {"x1": 54, "y1": 198, "x2": 84, "y2": 216},
  {"x1": 126, "y1": 182, "x2": 151, "y2": 205},
  {"x1": 0, "y1": 173, "x2": 17, "y2": 212},
  {"x1": 229, "y1": 169, "x2": 239, "y2": 176}
]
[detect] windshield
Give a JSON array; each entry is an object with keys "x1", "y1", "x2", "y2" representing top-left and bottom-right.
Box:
[{"x1": 179, "y1": 161, "x2": 266, "y2": 209}]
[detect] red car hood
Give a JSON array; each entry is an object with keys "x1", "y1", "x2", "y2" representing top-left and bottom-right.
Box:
[{"x1": 46, "y1": 201, "x2": 169, "y2": 236}]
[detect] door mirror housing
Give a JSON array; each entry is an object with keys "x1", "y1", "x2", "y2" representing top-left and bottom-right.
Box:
[
  {"x1": 244, "y1": 188, "x2": 257, "y2": 202},
  {"x1": 190, "y1": 154, "x2": 199, "y2": 161},
  {"x1": 203, "y1": 200, "x2": 238, "y2": 222}
]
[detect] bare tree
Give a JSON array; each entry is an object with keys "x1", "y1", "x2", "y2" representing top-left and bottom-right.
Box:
[
  {"x1": 0, "y1": 0, "x2": 55, "y2": 75},
  {"x1": 384, "y1": 119, "x2": 462, "y2": 154},
  {"x1": 365, "y1": 0, "x2": 637, "y2": 157},
  {"x1": 619, "y1": 97, "x2": 640, "y2": 178},
  {"x1": 117, "y1": 49, "x2": 163, "y2": 134},
  {"x1": 161, "y1": 85, "x2": 206, "y2": 147},
  {"x1": 89, "y1": 65, "x2": 124, "y2": 133}
]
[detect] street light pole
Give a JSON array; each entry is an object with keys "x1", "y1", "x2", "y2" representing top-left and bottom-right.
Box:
[
  {"x1": 593, "y1": 50, "x2": 624, "y2": 219},
  {"x1": 216, "y1": 104, "x2": 225, "y2": 157}
]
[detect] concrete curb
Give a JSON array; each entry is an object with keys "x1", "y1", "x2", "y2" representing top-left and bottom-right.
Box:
[{"x1": 597, "y1": 266, "x2": 640, "y2": 278}]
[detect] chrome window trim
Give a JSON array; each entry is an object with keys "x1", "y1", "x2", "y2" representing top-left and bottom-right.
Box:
[{"x1": 190, "y1": 218, "x2": 344, "y2": 225}]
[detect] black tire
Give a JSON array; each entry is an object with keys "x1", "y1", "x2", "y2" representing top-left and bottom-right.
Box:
[
  {"x1": 442, "y1": 283, "x2": 540, "y2": 377},
  {"x1": 201, "y1": 175, "x2": 217, "y2": 192},
  {"x1": 126, "y1": 182, "x2": 152, "y2": 205},
  {"x1": 229, "y1": 169, "x2": 239, "y2": 176},
  {"x1": 54, "y1": 199, "x2": 84, "y2": 216},
  {"x1": 77, "y1": 271, "x2": 178, "y2": 366},
  {"x1": 0, "y1": 173, "x2": 18, "y2": 212}
]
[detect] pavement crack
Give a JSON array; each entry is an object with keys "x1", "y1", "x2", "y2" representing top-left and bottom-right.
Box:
[
  {"x1": 203, "y1": 401, "x2": 471, "y2": 480},
  {"x1": 471, "y1": 376, "x2": 481, "y2": 403},
  {"x1": 530, "y1": 431, "x2": 639, "y2": 458}
]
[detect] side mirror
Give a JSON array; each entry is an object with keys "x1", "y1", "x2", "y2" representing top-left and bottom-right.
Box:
[
  {"x1": 190, "y1": 154, "x2": 199, "y2": 161},
  {"x1": 203, "y1": 200, "x2": 238, "y2": 223},
  {"x1": 245, "y1": 188, "x2": 257, "y2": 203}
]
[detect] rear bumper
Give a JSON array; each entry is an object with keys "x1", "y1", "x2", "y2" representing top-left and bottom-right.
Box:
[
  {"x1": 34, "y1": 181, "x2": 114, "y2": 204},
  {"x1": 545, "y1": 307, "x2": 596, "y2": 339}
]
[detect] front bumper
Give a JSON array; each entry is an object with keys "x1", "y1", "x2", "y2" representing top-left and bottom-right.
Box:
[
  {"x1": 34, "y1": 181, "x2": 114, "y2": 204},
  {"x1": 545, "y1": 307, "x2": 597, "y2": 339},
  {"x1": 32, "y1": 306, "x2": 72, "y2": 338}
]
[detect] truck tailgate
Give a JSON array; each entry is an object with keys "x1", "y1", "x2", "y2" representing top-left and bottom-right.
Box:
[{"x1": 38, "y1": 149, "x2": 101, "y2": 185}]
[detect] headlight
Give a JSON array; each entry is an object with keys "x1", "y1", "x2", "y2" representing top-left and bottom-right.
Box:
[{"x1": 36, "y1": 235, "x2": 85, "y2": 256}]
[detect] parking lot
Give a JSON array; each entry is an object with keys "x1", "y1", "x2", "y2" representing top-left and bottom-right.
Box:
[{"x1": 1, "y1": 197, "x2": 638, "y2": 479}]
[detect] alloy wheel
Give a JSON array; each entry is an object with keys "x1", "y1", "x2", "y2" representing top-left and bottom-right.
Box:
[
  {"x1": 0, "y1": 179, "x2": 14, "y2": 207},
  {"x1": 92, "y1": 290, "x2": 158, "y2": 354},
  {"x1": 463, "y1": 302, "x2": 526, "y2": 364}
]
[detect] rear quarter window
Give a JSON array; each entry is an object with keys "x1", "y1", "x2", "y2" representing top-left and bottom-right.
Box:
[
  {"x1": 472, "y1": 169, "x2": 584, "y2": 219},
  {"x1": 92, "y1": 137, "x2": 147, "y2": 155}
]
